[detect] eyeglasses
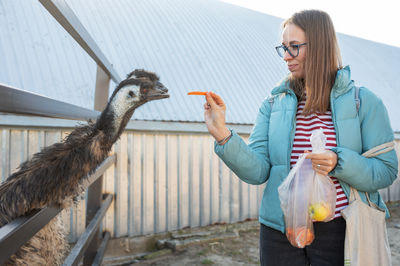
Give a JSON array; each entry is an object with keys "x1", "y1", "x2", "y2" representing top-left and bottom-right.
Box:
[{"x1": 275, "y1": 43, "x2": 307, "y2": 58}]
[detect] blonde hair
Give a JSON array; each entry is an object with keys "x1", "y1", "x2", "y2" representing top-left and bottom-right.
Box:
[{"x1": 284, "y1": 10, "x2": 342, "y2": 115}]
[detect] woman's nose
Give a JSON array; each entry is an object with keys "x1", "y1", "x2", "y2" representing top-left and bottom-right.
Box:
[{"x1": 283, "y1": 50, "x2": 293, "y2": 61}]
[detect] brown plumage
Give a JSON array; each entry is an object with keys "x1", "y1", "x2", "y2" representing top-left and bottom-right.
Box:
[{"x1": 0, "y1": 69, "x2": 169, "y2": 265}]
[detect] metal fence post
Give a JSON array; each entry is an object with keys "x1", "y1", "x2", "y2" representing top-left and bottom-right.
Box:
[{"x1": 83, "y1": 65, "x2": 110, "y2": 265}]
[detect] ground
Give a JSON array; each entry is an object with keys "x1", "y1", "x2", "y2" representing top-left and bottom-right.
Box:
[{"x1": 105, "y1": 202, "x2": 400, "y2": 266}]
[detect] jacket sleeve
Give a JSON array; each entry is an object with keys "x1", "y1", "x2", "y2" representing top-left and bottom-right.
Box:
[
  {"x1": 329, "y1": 88, "x2": 398, "y2": 192},
  {"x1": 214, "y1": 99, "x2": 271, "y2": 185}
]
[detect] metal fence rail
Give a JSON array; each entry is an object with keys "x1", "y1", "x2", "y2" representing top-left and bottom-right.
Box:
[
  {"x1": 0, "y1": 83, "x2": 99, "y2": 121},
  {"x1": 38, "y1": 0, "x2": 121, "y2": 84},
  {"x1": 63, "y1": 194, "x2": 113, "y2": 266},
  {"x1": 0, "y1": 207, "x2": 61, "y2": 264}
]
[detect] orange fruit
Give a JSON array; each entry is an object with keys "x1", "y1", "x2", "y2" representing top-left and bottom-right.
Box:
[{"x1": 286, "y1": 227, "x2": 314, "y2": 248}]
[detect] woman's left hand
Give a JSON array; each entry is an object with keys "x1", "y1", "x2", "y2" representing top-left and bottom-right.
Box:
[{"x1": 305, "y1": 150, "x2": 338, "y2": 176}]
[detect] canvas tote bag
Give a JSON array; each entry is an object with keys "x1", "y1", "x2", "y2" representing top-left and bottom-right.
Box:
[{"x1": 341, "y1": 141, "x2": 395, "y2": 266}]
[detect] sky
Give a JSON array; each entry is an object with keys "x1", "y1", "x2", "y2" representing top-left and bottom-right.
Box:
[{"x1": 221, "y1": 0, "x2": 400, "y2": 48}]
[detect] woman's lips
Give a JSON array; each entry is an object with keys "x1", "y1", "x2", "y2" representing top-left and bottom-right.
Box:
[{"x1": 288, "y1": 64, "x2": 297, "y2": 71}]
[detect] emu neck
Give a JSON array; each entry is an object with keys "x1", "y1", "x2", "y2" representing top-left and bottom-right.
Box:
[{"x1": 96, "y1": 103, "x2": 136, "y2": 144}]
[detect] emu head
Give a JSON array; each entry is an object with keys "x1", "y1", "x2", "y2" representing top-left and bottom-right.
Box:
[
  {"x1": 96, "y1": 69, "x2": 169, "y2": 143},
  {"x1": 123, "y1": 69, "x2": 169, "y2": 105}
]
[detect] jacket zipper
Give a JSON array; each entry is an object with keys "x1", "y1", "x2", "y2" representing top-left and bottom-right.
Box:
[{"x1": 330, "y1": 92, "x2": 350, "y2": 199}]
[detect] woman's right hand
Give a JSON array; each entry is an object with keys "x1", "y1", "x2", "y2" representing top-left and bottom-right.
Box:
[{"x1": 204, "y1": 92, "x2": 231, "y2": 142}]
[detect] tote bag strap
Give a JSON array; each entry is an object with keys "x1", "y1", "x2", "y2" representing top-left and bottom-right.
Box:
[
  {"x1": 349, "y1": 186, "x2": 374, "y2": 206},
  {"x1": 361, "y1": 141, "x2": 395, "y2": 158},
  {"x1": 349, "y1": 186, "x2": 361, "y2": 202}
]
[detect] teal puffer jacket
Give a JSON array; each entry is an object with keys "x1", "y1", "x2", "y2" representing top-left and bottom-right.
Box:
[{"x1": 214, "y1": 66, "x2": 398, "y2": 233}]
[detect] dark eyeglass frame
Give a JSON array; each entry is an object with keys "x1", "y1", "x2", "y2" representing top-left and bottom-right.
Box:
[{"x1": 275, "y1": 43, "x2": 307, "y2": 58}]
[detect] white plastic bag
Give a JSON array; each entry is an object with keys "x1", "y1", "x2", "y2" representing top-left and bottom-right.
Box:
[
  {"x1": 308, "y1": 129, "x2": 336, "y2": 223},
  {"x1": 278, "y1": 129, "x2": 336, "y2": 248},
  {"x1": 278, "y1": 153, "x2": 315, "y2": 248}
]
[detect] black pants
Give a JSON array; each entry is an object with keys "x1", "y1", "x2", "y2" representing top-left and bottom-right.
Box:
[{"x1": 259, "y1": 217, "x2": 346, "y2": 266}]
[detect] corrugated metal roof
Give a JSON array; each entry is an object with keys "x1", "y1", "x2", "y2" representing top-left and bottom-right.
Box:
[
  {"x1": 0, "y1": 0, "x2": 97, "y2": 108},
  {"x1": 1, "y1": 0, "x2": 400, "y2": 131}
]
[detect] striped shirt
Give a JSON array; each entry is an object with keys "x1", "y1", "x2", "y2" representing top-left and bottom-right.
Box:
[{"x1": 290, "y1": 99, "x2": 348, "y2": 218}]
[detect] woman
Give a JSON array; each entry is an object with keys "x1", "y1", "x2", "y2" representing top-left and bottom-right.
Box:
[{"x1": 203, "y1": 10, "x2": 398, "y2": 265}]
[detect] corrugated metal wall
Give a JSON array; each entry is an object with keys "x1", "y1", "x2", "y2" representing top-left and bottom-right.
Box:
[
  {"x1": 1, "y1": 125, "x2": 399, "y2": 241},
  {"x1": 0, "y1": 126, "x2": 264, "y2": 241}
]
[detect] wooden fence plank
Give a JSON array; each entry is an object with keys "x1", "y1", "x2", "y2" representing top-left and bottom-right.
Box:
[
  {"x1": 200, "y1": 135, "x2": 211, "y2": 226},
  {"x1": 239, "y1": 178, "x2": 250, "y2": 221},
  {"x1": 178, "y1": 135, "x2": 189, "y2": 229},
  {"x1": 190, "y1": 135, "x2": 200, "y2": 227},
  {"x1": 211, "y1": 145, "x2": 220, "y2": 224},
  {"x1": 0, "y1": 129, "x2": 10, "y2": 182},
  {"x1": 10, "y1": 130, "x2": 22, "y2": 175},
  {"x1": 115, "y1": 135, "x2": 128, "y2": 237},
  {"x1": 142, "y1": 134, "x2": 154, "y2": 235},
  {"x1": 220, "y1": 163, "x2": 230, "y2": 223},
  {"x1": 131, "y1": 133, "x2": 142, "y2": 236},
  {"x1": 155, "y1": 134, "x2": 167, "y2": 233},
  {"x1": 230, "y1": 171, "x2": 240, "y2": 223},
  {"x1": 167, "y1": 135, "x2": 178, "y2": 231}
]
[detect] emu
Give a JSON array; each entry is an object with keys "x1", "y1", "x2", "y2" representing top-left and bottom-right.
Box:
[{"x1": 0, "y1": 69, "x2": 169, "y2": 265}]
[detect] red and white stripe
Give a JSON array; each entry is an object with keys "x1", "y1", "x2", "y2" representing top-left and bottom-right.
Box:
[{"x1": 290, "y1": 99, "x2": 348, "y2": 218}]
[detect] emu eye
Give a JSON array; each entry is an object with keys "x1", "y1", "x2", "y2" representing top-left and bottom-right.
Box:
[{"x1": 128, "y1": 91, "x2": 135, "y2": 97}]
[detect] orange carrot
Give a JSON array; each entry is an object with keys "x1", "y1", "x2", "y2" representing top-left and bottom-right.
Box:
[{"x1": 187, "y1": 91, "x2": 208, "y2": 96}]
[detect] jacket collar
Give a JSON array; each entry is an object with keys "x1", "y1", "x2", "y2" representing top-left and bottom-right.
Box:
[
  {"x1": 271, "y1": 77, "x2": 290, "y2": 96},
  {"x1": 270, "y1": 65, "x2": 354, "y2": 98},
  {"x1": 331, "y1": 65, "x2": 354, "y2": 98}
]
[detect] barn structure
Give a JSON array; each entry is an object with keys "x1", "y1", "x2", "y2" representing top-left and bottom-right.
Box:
[{"x1": 0, "y1": 0, "x2": 399, "y2": 263}]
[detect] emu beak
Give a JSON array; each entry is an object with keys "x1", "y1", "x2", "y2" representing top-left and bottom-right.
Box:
[{"x1": 146, "y1": 84, "x2": 169, "y2": 101}]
